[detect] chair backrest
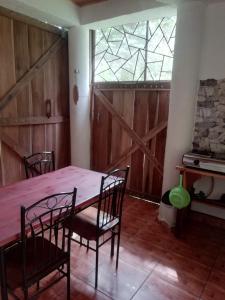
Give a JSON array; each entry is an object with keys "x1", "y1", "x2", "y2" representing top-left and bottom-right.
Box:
[
  {"x1": 23, "y1": 151, "x2": 55, "y2": 179},
  {"x1": 97, "y1": 166, "x2": 129, "y2": 230},
  {"x1": 20, "y1": 188, "x2": 76, "y2": 283}
]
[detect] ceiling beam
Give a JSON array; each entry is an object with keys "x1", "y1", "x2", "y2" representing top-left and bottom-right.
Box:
[
  {"x1": 72, "y1": 0, "x2": 107, "y2": 7},
  {"x1": 79, "y1": 0, "x2": 174, "y2": 26}
]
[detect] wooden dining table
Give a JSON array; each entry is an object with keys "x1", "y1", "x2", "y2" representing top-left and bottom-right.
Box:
[{"x1": 0, "y1": 165, "x2": 105, "y2": 300}]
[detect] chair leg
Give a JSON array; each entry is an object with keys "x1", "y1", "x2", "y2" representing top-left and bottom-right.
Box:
[
  {"x1": 0, "y1": 248, "x2": 8, "y2": 300},
  {"x1": 111, "y1": 232, "x2": 115, "y2": 258},
  {"x1": 67, "y1": 261, "x2": 70, "y2": 300},
  {"x1": 95, "y1": 240, "x2": 99, "y2": 289},
  {"x1": 116, "y1": 227, "x2": 121, "y2": 270}
]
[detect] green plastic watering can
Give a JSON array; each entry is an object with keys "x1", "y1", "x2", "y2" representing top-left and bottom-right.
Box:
[{"x1": 169, "y1": 174, "x2": 191, "y2": 209}]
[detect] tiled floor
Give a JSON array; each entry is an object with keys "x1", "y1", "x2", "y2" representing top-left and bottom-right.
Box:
[{"x1": 9, "y1": 196, "x2": 225, "y2": 300}]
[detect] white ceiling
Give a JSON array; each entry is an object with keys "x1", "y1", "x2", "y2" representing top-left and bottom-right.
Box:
[
  {"x1": 0, "y1": 0, "x2": 177, "y2": 29},
  {"x1": 0, "y1": 0, "x2": 80, "y2": 27}
]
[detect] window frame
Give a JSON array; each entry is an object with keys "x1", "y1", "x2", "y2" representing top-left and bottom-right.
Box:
[{"x1": 91, "y1": 17, "x2": 176, "y2": 84}]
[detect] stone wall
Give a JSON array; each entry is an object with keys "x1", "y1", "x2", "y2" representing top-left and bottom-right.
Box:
[{"x1": 193, "y1": 79, "x2": 225, "y2": 153}]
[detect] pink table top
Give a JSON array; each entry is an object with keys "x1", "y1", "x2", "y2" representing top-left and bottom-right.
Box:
[{"x1": 0, "y1": 166, "x2": 105, "y2": 247}]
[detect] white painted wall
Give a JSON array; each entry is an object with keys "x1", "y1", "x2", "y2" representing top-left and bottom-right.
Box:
[
  {"x1": 163, "y1": 0, "x2": 225, "y2": 220},
  {"x1": 200, "y1": 2, "x2": 225, "y2": 198},
  {"x1": 69, "y1": 27, "x2": 91, "y2": 168},
  {"x1": 83, "y1": 5, "x2": 176, "y2": 29},
  {"x1": 200, "y1": 1, "x2": 225, "y2": 79},
  {"x1": 191, "y1": 1, "x2": 225, "y2": 218},
  {"x1": 162, "y1": 0, "x2": 206, "y2": 193}
]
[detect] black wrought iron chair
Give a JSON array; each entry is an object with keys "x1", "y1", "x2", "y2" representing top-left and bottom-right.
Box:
[
  {"x1": 3, "y1": 188, "x2": 77, "y2": 300},
  {"x1": 23, "y1": 151, "x2": 55, "y2": 179},
  {"x1": 65, "y1": 166, "x2": 129, "y2": 288}
]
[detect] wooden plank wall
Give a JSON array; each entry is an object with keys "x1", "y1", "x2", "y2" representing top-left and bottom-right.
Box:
[
  {"x1": 0, "y1": 13, "x2": 70, "y2": 186},
  {"x1": 91, "y1": 86, "x2": 170, "y2": 201}
]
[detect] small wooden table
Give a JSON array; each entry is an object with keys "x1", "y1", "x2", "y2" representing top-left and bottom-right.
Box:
[
  {"x1": 0, "y1": 166, "x2": 105, "y2": 300},
  {"x1": 175, "y1": 165, "x2": 225, "y2": 237}
]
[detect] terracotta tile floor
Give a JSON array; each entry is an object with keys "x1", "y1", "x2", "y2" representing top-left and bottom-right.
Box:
[{"x1": 9, "y1": 196, "x2": 225, "y2": 300}]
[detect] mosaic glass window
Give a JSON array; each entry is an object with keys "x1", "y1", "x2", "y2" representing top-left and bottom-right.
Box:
[{"x1": 93, "y1": 16, "x2": 176, "y2": 82}]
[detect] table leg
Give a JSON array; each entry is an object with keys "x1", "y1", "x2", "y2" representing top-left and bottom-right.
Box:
[{"x1": 0, "y1": 247, "x2": 8, "y2": 300}]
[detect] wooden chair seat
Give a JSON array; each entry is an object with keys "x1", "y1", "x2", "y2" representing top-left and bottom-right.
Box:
[
  {"x1": 65, "y1": 207, "x2": 119, "y2": 241},
  {"x1": 2, "y1": 190, "x2": 76, "y2": 299},
  {"x1": 65, "y1": 167, "x2": 130, "y2": 289},
  {"x1": 5, "y1": 236, "x2": 68, "y2": 289}
]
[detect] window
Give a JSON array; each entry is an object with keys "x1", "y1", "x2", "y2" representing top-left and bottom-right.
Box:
[{"x1": 93, "y1": 16, "x2": 176, "y2": 82}]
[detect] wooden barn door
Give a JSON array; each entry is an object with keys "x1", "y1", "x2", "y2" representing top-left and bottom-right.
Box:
[
  {"x1": 0, "y1": 10, "x2": 70, "y2": 186},
  {"x1": 91, "y1": 83, "x2": 170, "y2": 201}
]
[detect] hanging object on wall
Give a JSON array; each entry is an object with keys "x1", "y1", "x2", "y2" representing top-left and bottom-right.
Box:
[
  {"x1": 73, "y1": 69, "x2": 79, "y2": 105},
  {"x1": 169, "y1": 174, "x2": 191, "y2": 209}
]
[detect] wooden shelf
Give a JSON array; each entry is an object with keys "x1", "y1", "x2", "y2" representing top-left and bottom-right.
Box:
[
  {"x1": 175, "y1": 165, "x2": 225, "y2": 237},
  {"x1": 176, "y1": 165, "x2": 225, "y2": 208},
  {"x1": 193, "y1": 198, "x2": 225, "y2": 209},
  {"x1": 176, "y1": 165, "x2": 225, "y2": 180}
]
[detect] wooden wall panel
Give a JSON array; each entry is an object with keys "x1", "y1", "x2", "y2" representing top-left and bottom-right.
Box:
[
  {"x1": 0, "y1": 16, "x2": 15, "y2": 99},
  {"x1": 118, "y1": 91, "x2": 134, "y2": 188},
  {"x1": 54, "y1": 43, "x2": 69, "y2": 117},
  {"x1": 91, "y1": 92, "x2": 111, "y2": 171},
  {"x1": 0, "y1": 16, "x2": 20, "y2": 185},
  {"x1": 29, "y1": 26, "x2": 45, "y2": 153},
  {"x1": 152, "y1": 91, "x2": 169, "y2": 197},
  {"x1": 111, "y1": 91, "x2": 124, "y2": 163},
  {"x1": 55, "y1": 122, "x2": 70, "y2": 169},
  {"x1": 43, "y1": 31, "x2": 58, "y2": 160},
  {"x1": 13, "y1": 21, "x2": 30, "y2": 79},
  {"x1": 14, "y1": 21, "x2": 31, "y2": 179},
  {"x1": 130, "y1": 92, "x2": 149, "y2": 193},
  {"x1": 91, "y1": 86, "x2": 170, "y2": 201},
  {"x1": 0, "y1": 12, "x2": 70, "y2": 186},
  {"x1": 144, "y1": 91, "x2": 158, "y2": 195}
]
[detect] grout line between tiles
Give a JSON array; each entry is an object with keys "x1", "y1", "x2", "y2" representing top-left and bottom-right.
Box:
[
  {"x1": 129, "y1": 261, "x2": 159, "y2": 300},
  {"x1": 74, "y1": 271, "x2": 114, "y2": 299},
  {"x1": 198, "y1": 241, "x2": 223, "y2": 300}
]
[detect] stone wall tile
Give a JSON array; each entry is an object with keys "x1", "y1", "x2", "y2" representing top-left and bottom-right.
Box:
[{"x1": 193, "y1": 79, "x2": 225, "y2": 153}]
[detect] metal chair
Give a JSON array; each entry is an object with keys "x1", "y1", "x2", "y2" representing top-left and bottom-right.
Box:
[
  {"x1": 65, "y1": 166, "x2": 129, "y2": 288},
  {"x1": 3, "y1": 188, "x2": 77, "y2": 300},
  {"x1": 23, "y1": 151, "x2": 55, "y2": 179}
]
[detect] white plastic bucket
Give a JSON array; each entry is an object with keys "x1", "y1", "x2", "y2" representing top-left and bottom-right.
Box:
[{"x1": 158, "y1": 201, "x2": 177, "y2": 227}]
